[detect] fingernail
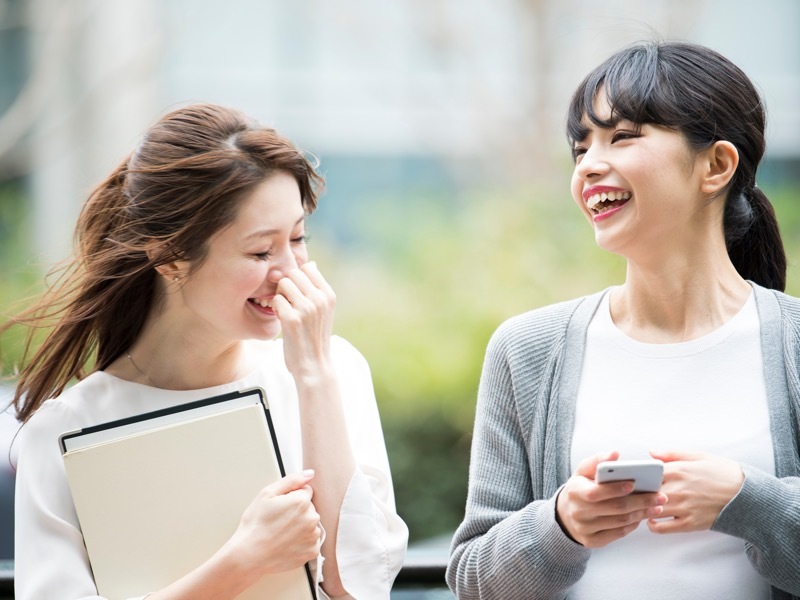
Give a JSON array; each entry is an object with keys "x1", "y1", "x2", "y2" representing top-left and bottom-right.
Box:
[
  {"x1": 301, "y1": 469, "x2": 315, "y2": 478},
  {"x1": 622, "y1": 482, "x2": 634, "y2": 494}
]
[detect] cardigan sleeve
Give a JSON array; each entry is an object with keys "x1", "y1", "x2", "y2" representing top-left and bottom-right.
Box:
[
  {"x1": 712, "y1": 466, "x2": 800, "y2": 595},
  {"x1": 446, "y1": 321, "x2": 590, "y2": 600},
  {"x1": 708, "y1": 287, "x2": 800, "y2": 598}
]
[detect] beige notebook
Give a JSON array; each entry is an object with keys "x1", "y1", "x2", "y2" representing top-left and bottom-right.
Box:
[{"x1": 60, "y1": 387, "x2": 316, "y2": 600}]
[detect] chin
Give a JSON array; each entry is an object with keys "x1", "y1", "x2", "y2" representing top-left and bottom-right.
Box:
[
  {"x1": 593, "y1": 234, "x2": 628, "y2": 257},
  {"x1": 253, "y1": 330, "x2": 281, "y2": 342},
  {"x1": 236, "y1": 323, "x2": 281, "y2": 342}
]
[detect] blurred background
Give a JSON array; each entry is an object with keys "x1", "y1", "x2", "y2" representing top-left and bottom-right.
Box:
[{"x1": 1, "y1": 0, "x2": 799, "y2": 584}]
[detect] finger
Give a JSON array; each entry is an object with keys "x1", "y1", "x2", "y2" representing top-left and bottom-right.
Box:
[
  {"x1": 285, "y1": 484, "x2": 315, "y2": 504},
  {"x1": 647, "y1": 516, "x2": 681, "y2": 534},
  {"x1": 591, "y1": 504, "x2": 665, "y2": 531},
  {"x1": 572, "y1": 517, "x2": 645, "y2": 549},
  {"x1": 587, "y1": 521, "x2": 643, "y2": 548},
  {"x1": 281, "y1": 267, "x2": 318, "y2": 296},
  {"x1": 575, "y1": 450, "x2": 620, "y2": 479},
  {"x1": 282, "y1": 267, "x2": 334, "y2": 312},
  {"x1": 270, "y1": 293, "x2": 293, "y2": 319},
  {"x1": 276, "y1": 275, "x2": 330, "y2": 321},
  {"x1": 590, "y1": 487, "x2": 667, "y2": 512},
  {"x1": 586, "y1": 480, "x2": 636, "y2": 502},
  {"x1": 275, "y1": 276, "x2": 308, "y2": 306},
  {"x1": 649, "y1": 449, "x2": 706, "y2": 463},
  {"x1": 263, "y1": 470, "x2": 315, "y2": 498},
  {"x1": 301, "y1": 262, "x2": 335, "y2": 295}
]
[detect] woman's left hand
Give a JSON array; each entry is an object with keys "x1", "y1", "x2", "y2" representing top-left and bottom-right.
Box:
[
  {"x1": 271, "y1": 262, "x2": 336, "y2": 379},
  {"x1": 646, "y1": 450, "x2": 744, "y2": 534}
]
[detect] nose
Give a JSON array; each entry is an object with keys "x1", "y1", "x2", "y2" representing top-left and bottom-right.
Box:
[
  {"x1": 267, "y1": 247, "x2": 300, "y2": 283},
  {"x1": 575, "y1": 144, "x2": 610, "y2": 182}
]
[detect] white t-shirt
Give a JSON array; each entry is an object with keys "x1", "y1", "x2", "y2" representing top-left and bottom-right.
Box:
[
  {"x1": 569, "y1": 290, "x2": 774, "y2": 599},
  {"x1": 14, "y1": 336, "x2": 408, "y2": 600}
]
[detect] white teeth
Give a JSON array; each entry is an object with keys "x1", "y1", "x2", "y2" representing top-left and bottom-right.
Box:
[
  {"x1": 254, "y1": 298, "x2": 271, "y2": 308},
  {"x1": 586, "y1": 190, "x2": 631, "y2": 209}
]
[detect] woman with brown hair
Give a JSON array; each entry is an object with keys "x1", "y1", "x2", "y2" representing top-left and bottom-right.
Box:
[{"x1": 7, "y1": 103, "x2": 407, "y2": 599}]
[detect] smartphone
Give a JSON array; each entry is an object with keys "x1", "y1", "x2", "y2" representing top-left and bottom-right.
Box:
[{"x1": 595, "y1": 459, "x2": 664, "y2": 493}]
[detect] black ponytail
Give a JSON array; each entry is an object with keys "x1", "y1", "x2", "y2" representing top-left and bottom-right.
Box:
[{"x1": 725, "y1": 185, "x2": 786, "y2": 291}]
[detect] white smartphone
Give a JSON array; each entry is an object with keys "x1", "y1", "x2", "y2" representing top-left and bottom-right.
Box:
[{"x1": 595, "y1": 459, "x2": 664, "y2": 493}]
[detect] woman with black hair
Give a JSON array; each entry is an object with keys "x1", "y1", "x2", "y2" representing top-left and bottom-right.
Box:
[{"x1": 447, "y1": 41, "x2": 800, "y2": 599}]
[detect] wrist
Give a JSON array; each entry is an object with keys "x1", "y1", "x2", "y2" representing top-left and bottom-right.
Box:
[
  {"x1": 291, "y1": 362, "x2": 338, "y2": 392},
  {"x1": 554, "y1": 487, "x2": 581, "y2": 545}
]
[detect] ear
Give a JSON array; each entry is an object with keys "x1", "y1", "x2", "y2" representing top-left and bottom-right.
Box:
[
  {"x1": 700, "y1": 140, "x2": 739, "y2": 195},
  {"x1": 146, "y1": 245, "x2": 190, "y2": 284},
  {"x1": 153, "y1": 261, "x2": 189, "y2": 284}
]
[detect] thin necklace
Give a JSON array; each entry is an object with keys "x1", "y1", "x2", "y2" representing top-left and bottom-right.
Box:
[{"x1": 126, "y1": 352, "x2": 160, "y2": 388}]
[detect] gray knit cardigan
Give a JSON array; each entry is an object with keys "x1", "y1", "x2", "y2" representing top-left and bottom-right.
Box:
[{"x1": 447, "y1": 284, "x2": 800, "y2": 599}]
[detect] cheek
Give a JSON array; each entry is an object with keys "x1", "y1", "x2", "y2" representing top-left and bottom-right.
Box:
[
  {"x1": 234, "y1": 262, "x2": 269, "y2": 290},
  {"x1": 570, "y1": 173, "x2": 590, "y2": 217}
]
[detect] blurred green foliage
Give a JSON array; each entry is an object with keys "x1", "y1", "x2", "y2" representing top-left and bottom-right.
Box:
[
  {"x1": 2, "y1": 176, "x2": 800, "y2": 544},
  {"x1": 0, "y1": 182, "x2": 40, "y2": 378}
]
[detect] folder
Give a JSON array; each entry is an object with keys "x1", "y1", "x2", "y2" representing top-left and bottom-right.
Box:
[{"x1": 60, "y1": 387, "x2": 316, "y2": 600}]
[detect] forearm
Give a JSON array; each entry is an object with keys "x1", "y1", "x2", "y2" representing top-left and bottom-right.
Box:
[
  {"x1": 296, "y1": 364, "x2": 357, "y2": 597},
  {"x1": 145, "y1": 540, "x2": 260, "y2": 600}
]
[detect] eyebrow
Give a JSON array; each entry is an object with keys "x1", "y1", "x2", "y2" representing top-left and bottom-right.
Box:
[{"x1": 243, "y1": 216, "x2": 305, "y2": 240}]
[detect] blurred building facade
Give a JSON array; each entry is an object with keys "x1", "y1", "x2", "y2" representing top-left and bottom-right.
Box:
[{"x1": 0, "y1": 0, "x2": 798, "y2": 264}]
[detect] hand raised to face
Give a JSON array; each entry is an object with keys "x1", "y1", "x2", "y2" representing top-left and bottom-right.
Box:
[{"x1": 271, "y1": 261, "x2": 337, "y2": 381}]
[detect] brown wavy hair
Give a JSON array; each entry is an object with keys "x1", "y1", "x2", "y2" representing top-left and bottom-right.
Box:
[{"x1": 3, "y1": 103, "x2": 324, "y2": 422}]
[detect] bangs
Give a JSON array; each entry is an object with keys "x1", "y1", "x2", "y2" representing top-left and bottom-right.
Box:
[{"x1": 566, "y1": 42, "x2": 698, "y2": 145}]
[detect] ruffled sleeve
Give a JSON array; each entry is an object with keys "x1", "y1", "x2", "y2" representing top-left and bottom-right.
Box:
[{"x1": 328, "y1": 337, "x2": 409, "y2": 599}]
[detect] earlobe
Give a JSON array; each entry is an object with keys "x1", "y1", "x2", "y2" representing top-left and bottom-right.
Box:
[{"x1": 700, "y1": 141, "x2": 739, "y2": 195}]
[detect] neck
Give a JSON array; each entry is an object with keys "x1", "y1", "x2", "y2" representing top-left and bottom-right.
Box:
[
  {"x1": 106, "y1": 313, "x2": 254, "y2": 390},
  {"x1": 611, "y1": 252, "x2": 751, "y2": 344}
]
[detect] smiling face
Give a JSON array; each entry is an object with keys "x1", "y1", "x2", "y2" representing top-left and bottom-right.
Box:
[
  {"x1": 171, "y1": 171, "x2": 308, "y2": 344},
  {"x1": 570, "y1": 93, "x2": 709, "y2": 261}
]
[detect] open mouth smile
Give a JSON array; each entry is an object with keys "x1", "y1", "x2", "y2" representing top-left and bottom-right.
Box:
[
  {"x1": 586, "y1": 190, "x2": 632, "y2": 214},
  {"x1": 248, "y1": 297, "x2": 276, "y2": 315},
  {"x1": 249, "y1": 297, "x2": 273, "y2": 308}
]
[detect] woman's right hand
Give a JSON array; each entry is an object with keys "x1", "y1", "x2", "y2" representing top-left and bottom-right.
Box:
[
  {"x1": 555, "y1": 451, "x2": 668, "y2": 548},
  {"x1": 227, "y1": 470, "x2": 322, "y2": 576}
]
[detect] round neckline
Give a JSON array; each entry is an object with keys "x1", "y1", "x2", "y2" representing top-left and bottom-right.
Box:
[
  {"x1": 94, "y1": 366, "x2": 262, "y2": 394},
  {"x1": 96, "y1": 339, "x2": 279, "y2": 393},
  {"x1": 593, "y1": 287, "x2": 757, "y2": 358}
]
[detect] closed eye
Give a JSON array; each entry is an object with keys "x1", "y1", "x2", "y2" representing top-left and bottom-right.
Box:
[
  {"x1": 611, "y1": 129, "x2": 640, "y2": 143},
  {"x1": 572, "y1": 145, "x2": 587, "y2": 162}
]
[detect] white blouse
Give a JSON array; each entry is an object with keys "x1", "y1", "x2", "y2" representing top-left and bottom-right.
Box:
[{"x1": 14, "y1": 336, "x2": 408, "y2": 600}]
